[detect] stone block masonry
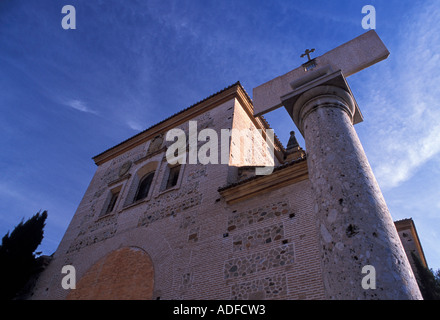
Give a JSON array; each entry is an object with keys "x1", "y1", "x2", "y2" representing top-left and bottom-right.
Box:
[
  {"x1": 231, "y1": 274, "x2": 287, "y2": 300},
  {"x1": 224, "y1": 243, "x2": 295, "y2": 279},
  {"x1": 227, "y1": 201, "x2": 289, "y2": 232},
  {"x1": 232, "y1": 223, "x2": 284, "y2": 252}
]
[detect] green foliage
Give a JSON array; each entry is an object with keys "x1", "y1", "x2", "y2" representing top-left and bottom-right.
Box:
[
  {"x1": 411, "y1": 252, "x2": 440, "y2": 300},
  {"x1": 0, "y1": 211, "x2": 48, "y2": 300}
]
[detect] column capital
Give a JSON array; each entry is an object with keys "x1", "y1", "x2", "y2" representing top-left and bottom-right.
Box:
[
  {"x1": 280, "y1": 68, "x2": 363, "y2": 136},
  {"x1": 292, "y1": 85, "x2": 356, "y2": 135}
]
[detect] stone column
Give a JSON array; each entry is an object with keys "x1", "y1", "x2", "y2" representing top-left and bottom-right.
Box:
[{"x1": 291, "y1": 85, "x2": 421, "y2": 299}]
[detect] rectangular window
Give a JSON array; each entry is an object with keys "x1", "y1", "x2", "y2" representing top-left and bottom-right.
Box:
[
  {"x1": 105, "y1": 191, "x2": 119, "y2": 214},
  {"x1": 166, "y1": 165, "x2": 180, "y2": 189}
]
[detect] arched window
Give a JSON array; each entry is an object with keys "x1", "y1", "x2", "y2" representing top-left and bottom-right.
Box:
[
  {"x1": 123, "y1": 161, "x2": 158, "y2": 207},
  {"x1": 135, "y1": 172, "x2": 154, "y2": 201}
]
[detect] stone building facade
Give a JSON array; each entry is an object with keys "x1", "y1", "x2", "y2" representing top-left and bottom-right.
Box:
[
  {"x1": 395, "y1": 218, "x2": 428, "y2": 284},
  {"x1": 29, "y1": 82, "x2": 422, "y2": 300}
]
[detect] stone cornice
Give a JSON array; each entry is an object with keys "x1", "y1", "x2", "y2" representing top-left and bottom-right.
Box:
[{"x1": 218, "y1": 159, "x2": 309, "y2": 204}]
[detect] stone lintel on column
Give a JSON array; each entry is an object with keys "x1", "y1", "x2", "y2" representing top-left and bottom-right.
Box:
[{"x1": 280, "y1": 68, "x2": 363, "y2": 136}]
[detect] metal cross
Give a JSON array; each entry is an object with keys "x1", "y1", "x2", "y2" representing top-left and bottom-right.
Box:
[{"x1": 300, "y1": 48, "x2": 315, "y2": 61}]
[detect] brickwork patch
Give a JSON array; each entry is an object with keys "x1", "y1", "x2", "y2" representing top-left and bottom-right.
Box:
[
  {"x1": 232, "y1": 224, "x2": 284, "y2": 251},
  {"x1": 67, "y1": 247, "x2": 154, "y2": 300},
  {"x1": 231, "y1": 274, "x2": 287, "y2": 300},
  {"x1": 67, "y1": 214, "x2": 118, "y2": 253},
  {"x1": 138, "y1": 194, "x2": 202, "y2": 227},
  {"x1": 227, "y1": 201, "x2": 290, "y2": 232},
  {"x1": 137, "y1": 181, "x2": 202, "y2": 227},
  {"x1": 224, "y1": 243, "x2": 294, "y2": 279}
]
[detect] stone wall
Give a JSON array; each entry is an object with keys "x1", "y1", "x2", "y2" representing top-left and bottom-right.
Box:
[
  {"x1": 29, "y1": 95, "x2": 325, "y2": 300},
  {"x1": 231, "y1": 274, "x2": 287, "y2": 300}
]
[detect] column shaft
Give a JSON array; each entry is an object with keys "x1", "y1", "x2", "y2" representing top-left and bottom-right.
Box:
[{"x1": 293, "y1": 85, "x2": 421, "y2": 299}]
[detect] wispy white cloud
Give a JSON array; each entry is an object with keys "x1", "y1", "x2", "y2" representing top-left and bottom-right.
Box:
[
  {"x1": 362, "y1": 1, "x2": 440, "y2": 190},
  {"x1": 126, "y1": 119, "x2": 144, "y2": 131},
  {"x1": 64, "y1": 99, "x2": 98, "y2": 115}
]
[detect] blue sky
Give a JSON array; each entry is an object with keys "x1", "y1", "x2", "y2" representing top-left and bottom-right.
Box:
[{"x1": 1, "y1": 0, "x2": 439, "y2": 271}]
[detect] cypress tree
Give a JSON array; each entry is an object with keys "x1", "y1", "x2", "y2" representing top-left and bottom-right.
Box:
[
  {"x1": 411, "y1": 252, "x2": 440, "y2": 300},
  {"x1": 0, "y1": 211, "x2": 48, "y2": 300}
]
